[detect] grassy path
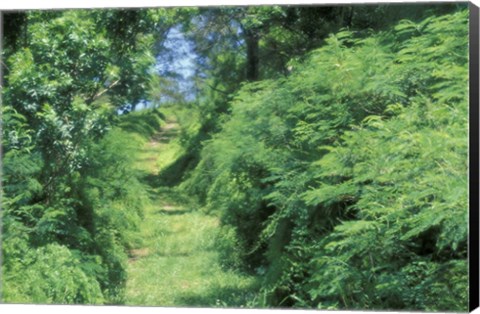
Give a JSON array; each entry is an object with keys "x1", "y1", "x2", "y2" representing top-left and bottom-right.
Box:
[{"x1": 125, "y1": 117, "x2": 258, "y2": 307}]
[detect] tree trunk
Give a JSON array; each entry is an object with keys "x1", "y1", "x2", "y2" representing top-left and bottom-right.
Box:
[{"x1": 245, "y1": 29, "x2": 260, "y2": 81}]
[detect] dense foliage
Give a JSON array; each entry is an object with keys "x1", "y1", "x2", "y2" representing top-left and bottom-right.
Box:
[
  {"x1": 1, "y1": 4, "x2": 470, "y2": 311},
  {"x1": 182, "y1": 8, "x2": 469, "y2": 311},
  {"x1": 1, "y1": 9, "x2": 168, "y2": 303}
]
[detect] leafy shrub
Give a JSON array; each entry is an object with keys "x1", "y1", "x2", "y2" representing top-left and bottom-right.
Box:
[
  {"x1": 184, "y1": 8, "x2": 469, "y2": 311},
  {"x1": 1, "y1": 9, "x2": 163, "y2": 304},
  {"x1": 2, "y1": 244, "x2": 104, "y2": 304},
  {"x1": 2, "y1": 117, "x2": 149, "y2": 303}
]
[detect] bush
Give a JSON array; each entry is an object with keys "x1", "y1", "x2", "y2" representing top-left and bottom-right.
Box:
[
  {"x1": 3, "y1": 243, "x2": 104, "y2": 304},
  {"x1": 184, "y1": 9, "x2": 468, "y2": 311}
]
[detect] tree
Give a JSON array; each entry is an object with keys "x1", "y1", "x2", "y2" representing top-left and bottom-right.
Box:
[{"x1": 1, "y1": 8, "x2": 175, "y2": 304}]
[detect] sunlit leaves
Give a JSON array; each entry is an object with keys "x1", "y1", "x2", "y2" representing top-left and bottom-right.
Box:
[
  {"x1": 3, "y1": 244, "x2": 104, "y2": 304},
  {"x1": 306, "y1": 10, "x2": 468, "y2": 310},
  {"x1": 186, "y1": 7, "x2": 469, "y2": 311},
  {"x1": 1, "y1": 9, "x2": 167, "y2": 304}
]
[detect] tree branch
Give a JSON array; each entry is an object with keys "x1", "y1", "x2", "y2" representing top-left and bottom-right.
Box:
[
  {"x1": 205, "y1": 81, "x2": 229, "y2": 95},
  {"x1": 87, "y1": 79, "x2": 121, "y2": 104}
]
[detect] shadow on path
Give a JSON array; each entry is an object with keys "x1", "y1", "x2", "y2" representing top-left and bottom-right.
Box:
[{"x1": 155, "y1": 209, "x2": 191, "y2": 216}]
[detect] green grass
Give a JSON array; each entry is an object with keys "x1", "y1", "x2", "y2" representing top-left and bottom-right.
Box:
[
  {"x1": 125, "y1": 110, "x2": 259, "y2": 307},
  {"x1": 125, "y1": 203, "x2": 258, "y2": 307}
]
